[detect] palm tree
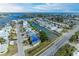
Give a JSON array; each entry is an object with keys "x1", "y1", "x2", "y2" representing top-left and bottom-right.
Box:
[
  {"x1": 0, "y1": 37, "x2": 6, "y2": 44},
  {"x1": 8, "y1": 32, "x2": 17, "y2": 40},
  {"x1": 23, "y1": 40, "x2": 29, "y2": 46}
]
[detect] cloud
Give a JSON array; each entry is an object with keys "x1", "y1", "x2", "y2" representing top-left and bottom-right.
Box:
[
  {"x1": 32, "y1": 3, "x2": 79, "y2": 12},
  {"x1": 33, "y1": 4, "x2": 65, "y2": 11},
  {"x1": 0, "y1": 4, "x2": 25, "y2": 12},
  {"x1": 0, "y1": 3, "x2": 79, "y2": 13}
]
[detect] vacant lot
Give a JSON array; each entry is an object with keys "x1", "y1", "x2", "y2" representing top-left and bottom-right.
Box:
[{"x1": 0, "y1": 45, "x2": 17, "y2": 56}]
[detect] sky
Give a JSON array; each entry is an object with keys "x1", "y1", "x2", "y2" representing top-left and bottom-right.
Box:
[{"x1": 0, "y1": 3, "x2": 79, "y2": 13}]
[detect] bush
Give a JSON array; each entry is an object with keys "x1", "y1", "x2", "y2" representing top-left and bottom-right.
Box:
[
  {"x1": 39, "y1": 31, "x2": 48, "y2": 42},
  {"x1": 55, "y1": 44, "x2": 76, "y2": 56},
  {"x1": 69, "y1": 31, "x2": 79, "y2": 43}
]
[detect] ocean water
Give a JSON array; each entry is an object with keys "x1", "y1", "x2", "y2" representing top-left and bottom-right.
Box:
[
  {"x1": 0, "y1": 12, "x2": 79, "y2": 25},
  {"x1": 0, "y1": 13, "x2": 31, "y2": 25}
]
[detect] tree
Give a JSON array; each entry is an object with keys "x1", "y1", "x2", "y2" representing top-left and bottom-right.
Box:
[
  {"x1": 75, "y1": 31, "x2": 79, "y2": 36},
  {"x1": 69, "y1": 24, "x2": 73, "y2": 28},
  {"x1": 55, "y1": 44, "x2": 76, "y2": 56},
  {"x1": 0, "y1": 37, "x2": 5, "y2": 44},
  {"x1": 39, "y1": 31, "x2": 48, "y2": 42},
  {"x1": 69, "y1": 31, "x2": 79, "y2": 43},
  {"x1": 8, "y1": 29, "x2": 17, "y2": 40},
  {"x1": 55, "y1": 17, "x2": 63, "y2": 23},
  {"x1": 69, "y1": 35, "x2": 77, "y2": 43},
  {"x1": 37, "y1": 14, "x2": 43, "y2": 17},
  {"x1": 18, "y1": 20, "x2": 23, "y2": 24},
  {"x1": 23, "y1": 40, "x2": 29, "y2": 46},
  {"x1": 20, "y1": 28, "x2": 26, "y2": 32},
  {"x1": 28, "y1": 37, "x2": 32, "y2": 45}
]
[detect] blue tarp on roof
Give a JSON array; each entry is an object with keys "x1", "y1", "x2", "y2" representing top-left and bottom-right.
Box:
[
  {"x1": 31, "y1": 35, "x2": 40, "y2": 44},
  {"x1": 28, "y1": 31, "x2": 40, "y2": 44}
]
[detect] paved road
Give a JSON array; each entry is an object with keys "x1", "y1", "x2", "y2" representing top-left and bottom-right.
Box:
[
  {"x1": 39, "y1": 24, "x2": 79, "y2": 56},
  {"x1": 16, "y1": 24, "x2": 25, "y2": 56}
]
